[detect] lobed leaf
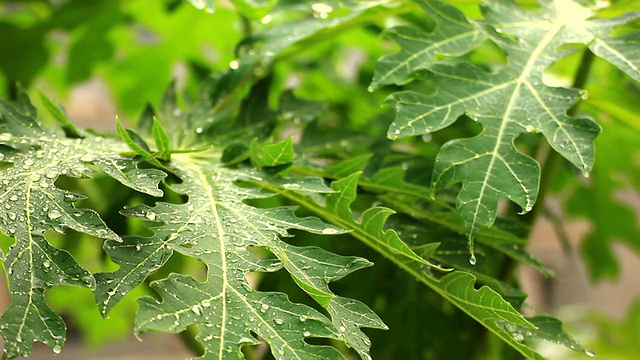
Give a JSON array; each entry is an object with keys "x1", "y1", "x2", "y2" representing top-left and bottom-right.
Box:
[
  {"x1": 370, "y1": 0, "x2": 485, "y2": 89},
  {"x1": 381, "y1": 0, "x2": 640, "y2": 244},
  {"x1": 269, "y1": 170, "x2": 580, "y2": 359},
  {"x1": 0, "y1": 95, "x2": 164, "y2": 358},
  {"x1": 98, "y1": 143, "x2": 384, "y2": 359}
]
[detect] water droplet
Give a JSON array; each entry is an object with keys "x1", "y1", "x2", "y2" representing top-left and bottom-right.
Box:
[
  {"x1": 504, "y1": 323, "x2": 517, "y2": 332},
  {"x1": 260, "y1": 14, "x2": 273, "y2": 24},
  {"x1": 229, "y1": 60, "x2": 239, "y2": 70},
  {"x1": 265, "y1": 262, "x2": 282, "y2": 272},
  {"x1": 80, "y1": 154, "x2": 95, "y2": 162},
  {"x1": 47, "y1": 210, "x2": 62, "y2": 220},
  {"x1": 45, "y1": 172, "x2": 57, "y2": 179},
  {"x1": 273, "y1": 318, "x2": 284, "y2": 325},
  {"x1": 339, "y1": 326, "x2": 346, "y2": 332},
  {"x1": 303, "y1": 331, "x2": 311, "y2": 337},
  {"x1": 145, "y1": 211, "x2": 156, "y2": 221},
  {"x1": 469, "y1": 255, "x2": 477, "y2": 265},
  {"x1": 585, "y1": 349, "x2": 596, "y2": 357},
  {"x1": 512, "y1": 332, "x2": 524, "y2": 342},
  {"x1": 52, "y1": 345, "x2": 62, "y2": 354},
  {"x1": 580, "y1": 90, "x2": 589, "y2": 100},
  {"x1": 195, "y1": 127, "x2": 203, "y2": 134},
  {"x1": 299, "y1": 315, "x2": 307, "y2": 322},
  {"x1": 9, "y1": 195, "x2": 18, "y2": 202},
  {"x1": 0, "y1": 133, "x2": 13, "y2": 142},
  {"x1": 43, "y1": 260, "x2": 51, "y2": 268},
  {"x1": 202, "y1": 300, "x2": 211, "y2": 308},
  {"x1": 525, "y1": 125, "x2": 535, "y2": 133},
  {"x1": 191, "y1": 305, "x2": 202, "y2": 315},
  {"x1": 260, "y1": 303, "x2": 269, "y2": 313},
  {"x1": 135, "y1": 244, "x2": 142, "y2": 251},
  {"x1": 321, "y1": 228, "x2": 340, "y2": 235}
]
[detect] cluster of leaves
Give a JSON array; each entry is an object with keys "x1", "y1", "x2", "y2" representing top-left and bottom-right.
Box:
[{"x1": 1, "y1": 0, "x2": 639, "y2": 359}]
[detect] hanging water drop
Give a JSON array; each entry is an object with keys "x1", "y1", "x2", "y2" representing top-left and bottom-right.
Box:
[
  {"x1": 52, "y1": 345, "x2": 62, "y2": 354},
  {"x1": 469, "y1": 255, "x2": 477, "y2": 265},
  {"x1": 585, "y1": 349, "x2": 596, "y2": 357}
]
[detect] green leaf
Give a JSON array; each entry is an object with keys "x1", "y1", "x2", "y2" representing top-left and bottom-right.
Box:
[
  {"x1": 384, "y1": 0, "x2": 623, "y2": 243},
  {"x1": 151, "y1": 117, "x2": 171, "y2": 160},
  {"x1": 98, "y1": 152, "x2": 383, "y2": 359},
  {"x1": 370, "y1": 0, "x2": 485, "y2": 89},
  {"x1": 37, "y1": 91, "x2": 82, "y2": 139},
  {"x1": 588, "y1": 12, "x2": 640, "y2": 82},
  {"x1": 269, "y1": 170, "x2": 587, "y2": 359},
  {"x1": 0, "y1": 95, "x2": 164, "y2": 358},
  {"x1": 250, "y1": 137, "x2": 295, "y2": 167}
]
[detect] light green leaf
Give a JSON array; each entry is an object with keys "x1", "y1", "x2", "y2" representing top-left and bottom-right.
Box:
[
  {"x1": 0, "y1": 95, "x2": 164, "y2": 358},
  {"x1": 588, "y1": 11, "x2": 640, "y2": 82},
  {"x1": 37, "y1": 91, "x2": 82, "y2": 138},
  {"x1": 151, "y1": 117, "x2": 171, "y2": 160},
  {"x1": 250, "y1": 137, "x2": 295, "y2": 167}
]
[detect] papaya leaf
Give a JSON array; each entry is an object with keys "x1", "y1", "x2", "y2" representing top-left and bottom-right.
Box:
[
  {"x1": 265, "y1": 171, "x2": 570, "y2": 358},
  {"x1": 370, "y1": 0, "x2": 485, "y2": 89},
  {"x1": 99, "y1": 124, "x2": 385, "y2": 359},
  {"x1": 379, "y1": 0, "x2": 640, "y2": 247},
  {"x1": 0, "y1": 95, "x2": 164, "y2": 359},
  {"x1": 587, "y1": 11, "x2": 640, "y2": 82}
]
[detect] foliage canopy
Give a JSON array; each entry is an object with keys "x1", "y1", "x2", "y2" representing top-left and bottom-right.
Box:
[{"x1": 1, "y1": 0, "x2": 639, "y2": 359}]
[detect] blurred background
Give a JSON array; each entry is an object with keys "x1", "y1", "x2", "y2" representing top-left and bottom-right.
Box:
[{"x1": 1, "y1": 0, "x2": 640, "y2": 359}]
